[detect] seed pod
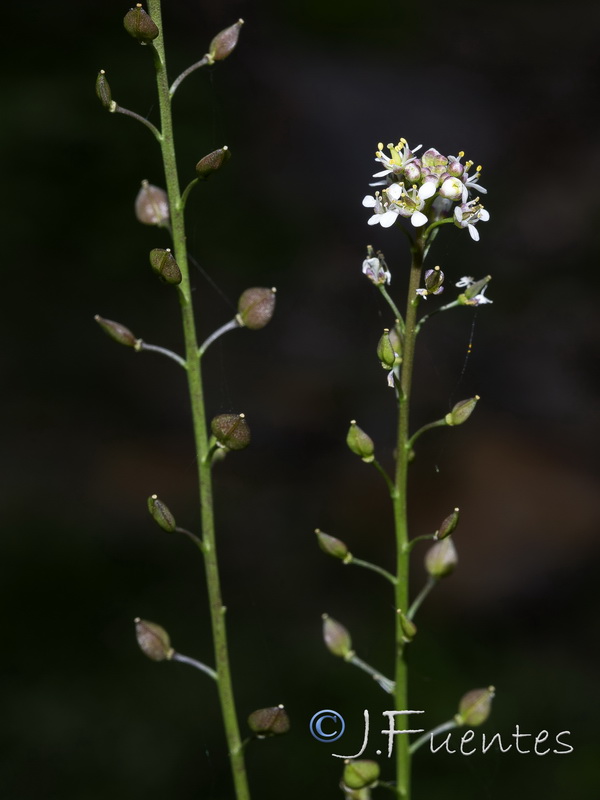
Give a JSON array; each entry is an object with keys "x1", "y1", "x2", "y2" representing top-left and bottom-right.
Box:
[
  {"x1": 149, "y1": 248, "x2": 182, "y2": 285},
  {"x1": 343, "y1": 760, "x2": 380, "y2": 790},
  {"x1": 95, "y1": 70, "x2": 113, "y2": 109},
  {"x1": 94, "y1": 315, "x2": 138, "y2": 347},
  {"x1": 208, "y1": 19, "x2": 244, "y2": 62},
  {"x1": 424, "y1": 266, "x2": 444, "y2": 294},
  {"x1": 464, "y1": 275, "x2": 491, "y2": 300},
  {"x1": 123, "y1": 4, "x2": 159, "y2": 43},
  {"x1": 425, "y1": 537, "x2": 458, "y2": 578},
  {"x1": 322, "y1": 614, "x2": 352, "y2": 658},
  {"x1": 397, "y1": 610, "x2": 417, "y2": 643},
  {"x1": 455, "y1": 686, "x2": 495, "y2": 726},
  {"x1": 134, "y1": 618, "x2": 174, "y2": 661},
  {"x1": 436, "y1": 508, "x2": 459, "y2": 540},
  {"x1": 376, "y1": 329, "x2": 397, "y2": 369},
  {"x1": 445, "y1": 396, "x2": 480, "y2": 426},
  {"x1": 147, "y1": 494, "x2": 176, "y2": 533},
  {"x1": 236, "y1": 287, "x2": 276, "y2": 330},
  {"x1": 211, "y1": 413, "x2": 251, "y2": 450},
  {"x1": 247, "y1": 705, "x2": 290, "y2": 736},
  {"x1": 315, "y1": 529, "x2": 349, "y2": 561},
  {"x1": 196, "y1": 146, "x2": 231, "y2": 180},
  {"x1": 346, "y1": 421, "x2": 375, "y2": 463},
  {"x1": 135, "y1": 181, "x2": 169, "y2": 226}
]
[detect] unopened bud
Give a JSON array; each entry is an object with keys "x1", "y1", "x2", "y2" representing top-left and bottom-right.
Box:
[
  {"x1": 147, "y1": 494, "x2": 176, "y2": 533},
  {"x1": 376, "y1": 329, "x2": 397, "y2": 369},
  {"x1": 436, "y1": 508, "x2": 459, "y2": 540},
  {"x1": 397, "y1": 610, "x2": 417, "y2": 643},
  {"x1": 135, "y1": 180, "x2": 169, "y2": 226},
  {"x1": 237, "y1": 287, "x2": 276, "y2": 330},
  {"x1": 208, "y1": 19, "x2": 244, "y2": 62},
  {"x1": 346, "y1": 421, "x2": 375, "y2": 463},
  {"x1": 211, "y1": 413, "x2": 251, "y2": 450},
  {"x1": 247, "y1": 705, "x2": 290, "y2": 736},
  {"x1": 315, "y1": 529, "x2": 349, "y2": 561},
  {"x1": 196, "y1": 146, "x2": 231, "y2": 180},
  {"x1": 95, "y1": 70, "x2": 113, "y2": 109},
  {"x1": 343, "y1": 760, "x2": 380, "y2": 790},
  {"x1": 123, "y1": 4, "x2": 159, "y2": 43},
  {"x1": 149, "y1": 248, "x2": 182, "y2": 285},
  {"x1": 455, "y1": 686, "x2": 495, "y2": 727},
  {"x1": 445, "y1": 396, "x2": 480, "y2": 426},
  {"x1": 322, "y1": 614, "x2": 353, "y2": 658},
  {"x1": 134, "y1": 618, "x2": 174, "y2": 661},
  {"x1": 425, "y1": 537, "x2": 458, "y2": 578},
  {"x1": 94, "y1": 315, "x2": 138, "y2": 347}
]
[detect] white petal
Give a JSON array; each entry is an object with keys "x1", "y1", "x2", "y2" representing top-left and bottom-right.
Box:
[
  {"x1": 380, "y1": 210, "x2": 398, "y2": 228},
  {"x1": 419, "y1": 182, "x2": 436, "y2": 200},
  {"x1": 411, "y1": 210, "x2": 428, "y2": 227},
  {"x1": 386, "y1": 183, "x2": 402, "y2": 200},
  {"x1": 367, "y1": 215, "x2": 381, "y2": 226},
  {"x1": 479, "y1": 209, "x2": 490, "y2": 221},
  {"x1": 387, "y1": 370, "x2": 395, "y2": 388},
  {"x1": 461, "y1": 186, "x2": 468, "y2": 203},
  {"x1": 454, "y1": 206, "x2": 463, "y2": 222},
  {"x1": 467, "y1": 224, "x2": 480, "y2": 241},
  {"x1": 372, "y1": 169, "x2": 391, "y2": 177},
  {"x1": 362, "y1": 195, "x2": 376, "y2": 208},
  {"x1": 475, "y1": 184, "x2": 487, "y2": 194},
  {"x1": 455, "y1": 276, "x2": 474, "y2": 287}
]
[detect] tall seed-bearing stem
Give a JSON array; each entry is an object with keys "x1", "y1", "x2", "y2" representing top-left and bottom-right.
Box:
[
  {"x1": 147, "y1": 3, "x2": 250, "y2": 798},
  {"x1": 393, "y1": 233, "x2": 425, "y2": 800}
]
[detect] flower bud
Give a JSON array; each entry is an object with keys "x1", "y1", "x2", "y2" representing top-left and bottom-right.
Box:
[
  {"x1": 211, "y1": 413, "x2": 251, "y2": 450},
  {"x1": 237, "y1": 287, "x2": 276, "y2": 330},
  {"x1": 196, "y1": 146, "x2": 231, "y2": 180},
  {"x1": 445, "y1": 396, "x2": 480, "y2": 426},
  {"x1": 149, "y1": 248, "x2": 182, "y2": 285},
  {"x1": 94, "y1": 315, "x2": 138, "y2": 347},
  {"x1": 123, "y1": 4, "x2": 159, "y2": 43},
  {"x1": 247, "y1": 705, "x2": 290, "y2": 736},
  {"x1": 362, "y1": 245, "x2": 391, "y2": 286},
  {"x1": 397, "y1": 610, "x2": 417, "y2": 643},
  {"x1": 376, "y1": 329, "x2": 397, "y2": 369},
  {"x1": 439, "y1": 177, "x2": 463, "y2": 201},
  {"x1": 135, "y1": 180, "x2": 169, "y2": 226},
  {"x1": 346, "y1": 421, "x2": 375, "y2": 463},
  {"x1": 425, "y1": 537, "x2": 458, "y2": 578},
  {"x1": 322, "y1": 614, "x2": 353, "y2": 658},
  {"x1": 404, "y1": 162, "x2": 421, "y2": 183},
  {"x1": 147, "y1": 494, "x2": 176, "y2": 533},
  {"x1": 95, "y1": 70, "x2": 113, "y2": 110},
  {"x1": 343, "y1": 760, "x2": 380, "y2": 790},
  {"x1": 436, "y1": 508, "x2": 459, "y2": 540},
  {"x1": 448, "y1": 157, "x2": 465, "y2": 178},
  {"x1": 134, "y1": 618, "x2": 174, "y2": 661},
  {"x1": 208, "y1": 19, "x2": 244, "y2": 62},
  {"x1": 455, "y1": 686, "x2": 495, "y2": 727},
  {"x1": 315, "y1": 529, "x2": 349, "y2": 561}
]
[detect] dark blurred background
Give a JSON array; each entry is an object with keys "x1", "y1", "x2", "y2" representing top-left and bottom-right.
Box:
[{"x1": 2, "y1": 0, "x2": 599, "y2": 798}]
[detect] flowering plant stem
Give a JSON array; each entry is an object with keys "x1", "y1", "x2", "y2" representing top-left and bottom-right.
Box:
[
  {"x1": 393, "y1": 234, "x2": 425, "y2": 799},
  {"x1": 148, "y1": 2, "x2": 250, "y2": 798}
]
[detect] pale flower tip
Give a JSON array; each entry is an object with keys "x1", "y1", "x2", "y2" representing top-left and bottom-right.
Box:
[
  {"x1": 468, "y1": 226, "x2": 480, "y2": 241},
  {"x1": 362, "y1": 195, "x2": 376, "y2": 207},
  {"x1": 411, "y1": 210, "x2": 428, "y2": 227}
]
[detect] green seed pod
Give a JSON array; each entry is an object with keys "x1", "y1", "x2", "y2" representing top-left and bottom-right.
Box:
[
  {"x1": 147, "y1": 494, "x2": 176, "y2": 533},
  {"x1": 322, "y1": 614, "x2": 353, "y2": 658},
  {"x1": 343, "y1": 760, "x2": 380, "y2": 790},
  {"x1": 208, "y1": 19, "x2": 244, "y2": 62},
  {"x1": 346, "y1": 421, "x2": 375, "y2": 463},
  {"x1": 134, "y1": 618, "x2": 174, "y2": 661},
  {"x1": 149, "y1": 248, "x2": 182, "y2": 285},
  {"x1": 376, "y1": 329, "x2": 397, "y2": 369},
  {"x1": 424, "y1": 265, "x2": 445, "y2": 294},
  {"x1": 211, "y1": 413, "x2": 251, "y2": 450},
  {"x1": 237, "y1": 287, "x2": 276, "y2": 330},
  {"x1": 135, "y1": 180, "x2": 169, "y2": 226},
  {"x1": 315, "y1": 529, "x2": 349, "y2": 561},
  {"x1": 436, "y1": 507, "x2": 460, "y2": 540},
  {"x1": 425, "y1": 537, "x2": 458, "y2": 578},
  {"x1": 123, "y1": 4, "x2": 159, "y2": 43},
  {"x1": 95, "y1": 70, "x2": 113, "y2": 109},
  {"x1": 397, "y1": 610, "x2": 417, "y2": 643},
  {"x1": 196, "y1": 146, "x2": 231, "y2": 180},
  {"x1": 455, "y1": 686, "x2": 495, "y2": 727},
  {"x1": 464, "y1": 275, "x2": 491, "y2": 300},
  {"x1": 247, "y1": 705, "x2": 290, "y2": 736},
  {"x1": 445, "y1": 396, "x2": 480, "y2": 426},
  {"x1": 94, "y1": 315, "x2": 138, "y2": 347}
]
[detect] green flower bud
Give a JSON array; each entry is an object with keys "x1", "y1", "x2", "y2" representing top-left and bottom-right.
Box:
[
  {"x1": 346, "y1": 421, "x2": 375, "y2": 463},
  {"x1": 247, "y1": 704, "x2": 290, "y2": 736},
  {"x1": 315, "y1": 529, "x2": 349, "y2": 561},
  {"x1": 436, "y1": 507, "x2": 460, "y2": 540},
  {"x1": 397, "y1": 610, "x2": 417, "y2": 643},
  {"x1": 147, "y1": 494, "x2": 176, "y2": 533},
  {"x1": 135, "y1": 180, "x2": 169, "y2": 226},
  {"x1": 237, "y1": 287, "x2": 277, "y2": 330},
  {"x1": 322, "y1": 614, "x2": 353, "y2": 658},
  {"x1": 149, "y1": 248, "x2": 182, "y2": 285},
  {"x1": 95, "y1": 70, "x2": 113, "y2": 110},
  {"x1": 208, "y1": 19, "x2": 244, "y2": 63},
  {"x1": 343, "y1": 760, "x2": 380, "y2": 790},
  {"x1": 94, "y1": 315, "x2": 138, "y2": 347},
  {"x1": 196, "y1": 146, "x2": 231, "y2": 180},
  {"x1": 134, "y1": 618, "x2": 174, "y2": 661},
  {"x1": 376, "y1": 329, "x2": 397, "y2": 369},
  {"x1": 211, "y1": 413, "x2": 251, "y2": 450},
  {"x1": 425, "y1": 537, "x2": 458, "y2": 578},
  {"x1": 123, "y1": 4, "x2": 159, "y2": 43},
  {"x1": 455, "y1": 686, "x2": 495, "y2": 727},
  {"x1": 445, "y1": 396, "x2": 480, "y2": 426}
]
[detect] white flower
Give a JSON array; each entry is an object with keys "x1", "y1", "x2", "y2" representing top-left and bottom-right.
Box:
[
  {"x1": 470, "y1": 285, "x2": 493, "y2": 305},
  {"x1": 455, "y1": 276, "x2": 475, "y2": 288},
  {"x1": 456, "y1": 276, "x2": 493, "y2": 305},
  {"x1": 362, "y1": 255, "x2": 391, "y2": 285},
  {"x1": 387, "y1": 181, "x2": 435, "y2": 228},
  {"x1": 362, "y1": 192, "x2": 398, "y2": 228},
  {"x1": 373, "y1": 138, "x2": 422, "y2": 179},
  {"x1": 461, "y1": 164, "x2": 487, "y2": 202},
  {"x1": 454, "y1": 199, "x2": 490, "y2": 241},
  {"x1": 439, "y1": 177, "x2": 464, "y2": 201}
]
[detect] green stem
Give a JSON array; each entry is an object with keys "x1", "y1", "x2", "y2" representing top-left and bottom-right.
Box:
[
  {"x1": 199, "y1": 318, "x2": 241, "y2": 357},
  {"x1": 346, "y1": 653, "x2": 395, "y2": 694},
  {"x1": 393, "y1": 234, "x2": 425, "y2": 800},
  {"x1": 372, "y1": 458, "x2": 398, "y2": 499},
  {"x1": 172, "y1": 651, "x2": 218, "y2": 681},
  {"x1": 347, "y1": 556, "x2": 397, "y2": 587},
  {"x1": 415, "y1": 300, "x2": 460, "y2": 333},
  {"x1": 136, "y1": 340, "x2": 187, "y2": 369},
  {"x1": 407, "y1": 576, "x2": 437, "y2": 621},
  {"x1": 170, "y1": 54, "x2": 211, "y2": 98},
  {"x1": 409, "y1": 719, "x2": 458, "y2": 755},
  {"x1": 379, "y1": 284, "x2": 404, "y2": 327},
  {"x1": 407, "y1": 418, "x2": 447, "y2": 451},
  {"x1": 148, "y1": 4, "x2": 250, "y2": 799},
  {"x1": 112, "y1": 103, "x2": 162, "y2": 141}
]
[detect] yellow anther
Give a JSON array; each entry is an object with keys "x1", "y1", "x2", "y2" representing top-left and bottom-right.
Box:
[
  {"x1": 378, "y1": 142, "x2": 384, "y2": 150},
  {"x1": 466, "y1": 160, "x2": 474, "y2": 169},
  {"x1": 476, "y1": 164, "x2": 482, "y2": 172},
  {"x1": 458, "y1": 150, "x2": 465, "y2": 158}
]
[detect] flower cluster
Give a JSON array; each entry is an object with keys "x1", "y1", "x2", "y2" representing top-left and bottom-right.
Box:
[{"x1": 362, "y1": 139, "x2": 490, "y2": 240}]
